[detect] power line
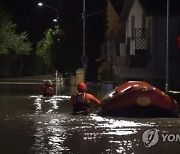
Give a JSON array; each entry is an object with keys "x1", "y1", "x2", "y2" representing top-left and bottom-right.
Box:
[
  {"x1": 85, "y1": 0, "x2": 125, "y2": 18},
  {"x1": 75, "y1": 0, "x2": 124, "y2": 25}
]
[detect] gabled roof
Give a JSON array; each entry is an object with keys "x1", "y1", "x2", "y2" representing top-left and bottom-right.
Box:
[
  {"x1": 119, "y1": 0, "x2": 134, "y2": 21},
  {"x1": 109, "y1": 0, "x2": 125, "y2": 15}
]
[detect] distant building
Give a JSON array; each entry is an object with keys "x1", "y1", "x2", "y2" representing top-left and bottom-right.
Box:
[{"x1": 99, "y1": 0, "x2": 180, "y2": 89}]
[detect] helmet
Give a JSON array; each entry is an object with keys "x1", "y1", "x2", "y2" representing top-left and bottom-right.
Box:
[
  {"x1": 47, "y1": 80, "x2": 53, "y2": 86},
  {"x1": 77, "y1": 82, "x2": 87, "y2": 92}
]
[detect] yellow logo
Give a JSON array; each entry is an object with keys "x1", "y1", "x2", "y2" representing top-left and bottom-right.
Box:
[{"x1": 137, "y1": 97, "x2": 151, "y2": 106}]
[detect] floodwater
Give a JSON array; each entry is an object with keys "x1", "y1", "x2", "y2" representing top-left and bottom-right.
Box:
[{"x1": 0, "y1": 82, "x2": 180, "y2": 154}]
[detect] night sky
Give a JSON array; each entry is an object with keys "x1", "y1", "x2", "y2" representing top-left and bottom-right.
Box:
[
  {"x1": 1, "y1": 0, "x2": 62, "y2": 43},
  {"x1": 0, "y1": 0, "x2": 107, "y2": 49},
  {"x1": 0, "y1": 0, "x2": 107, "y2": 80},
  {"x1": 61, "y1": 0, "x2": 107, "y2": 81}
]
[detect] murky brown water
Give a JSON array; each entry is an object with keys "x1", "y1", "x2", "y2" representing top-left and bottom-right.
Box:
[{"x1": 0, "y1": 83, "x2": 180, "y2": 154}]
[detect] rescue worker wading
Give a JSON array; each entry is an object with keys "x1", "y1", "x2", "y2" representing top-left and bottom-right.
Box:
[
  {"x1": 41, "y1": 80, "x2": 54, "y2": 96},
  {"x1": 70, "y1": 82, "x2": 101, "y2": 114}
]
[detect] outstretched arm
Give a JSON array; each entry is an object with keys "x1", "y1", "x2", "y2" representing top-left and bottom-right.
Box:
[{"x1": 87, "y1": 94, "x2": 101, "y2": 106}]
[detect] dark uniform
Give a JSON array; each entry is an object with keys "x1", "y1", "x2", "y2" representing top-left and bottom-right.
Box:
[{"x1": 73, "y1": 93, "x2": 91, "y2": 114}]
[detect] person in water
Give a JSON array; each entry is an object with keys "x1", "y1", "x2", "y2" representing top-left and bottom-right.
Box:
[
  {"x1": 41, "y1": 80, "x2": 54, "y2": 96},
  {"x1": 70, "y1": 82, "x2": 101, "y2": 114}
]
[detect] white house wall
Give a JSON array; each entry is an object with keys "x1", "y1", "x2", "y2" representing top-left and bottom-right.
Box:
[{"x1": 126, "y1": 0, "x2": 143, "y2": 55}]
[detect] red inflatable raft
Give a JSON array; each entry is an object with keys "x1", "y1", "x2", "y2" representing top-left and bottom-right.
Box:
[{"x1": 101, "y1": 81, "x2": 179, "y2": 117}]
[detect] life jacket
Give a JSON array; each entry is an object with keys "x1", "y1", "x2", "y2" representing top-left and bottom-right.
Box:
[
  {"x1": 43, "y1": 86, "x2": 54, "y2": 96},
  {"x1": 73, "y1": 93, "x2": 91, "y2": 114}
]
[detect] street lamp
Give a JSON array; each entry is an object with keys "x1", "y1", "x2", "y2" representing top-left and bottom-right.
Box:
[{"x1": 37, "y1": 2, "x2": 59, "y2": 23}]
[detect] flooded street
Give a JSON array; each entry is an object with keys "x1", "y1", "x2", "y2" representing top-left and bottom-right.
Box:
[{"x1": 0, "y1": 83, "x2": 180, "y2": 154}]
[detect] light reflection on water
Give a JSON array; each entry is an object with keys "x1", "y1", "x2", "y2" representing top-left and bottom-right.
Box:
[
  {"x1": 0, "y1": 84, "x2": 180, "y2": 154},
  {"x1": 28, "y1": 93, "x2": 156, "y2": 154},
  {"x1": 31, "y1": 114, "x2": 144, "y2": 154},
  {"x1": 28, "y1": 95, "x2": 180, "y2": 154},
  {"x1": 29, "y1": 113, "x2": 156, "y2": 154},
  {"x1": 31, "y1": 114, "x2": 70, "y2": 153},
  {"x1": 30, "y1": 95, "x2": 71, "y2": 114}
]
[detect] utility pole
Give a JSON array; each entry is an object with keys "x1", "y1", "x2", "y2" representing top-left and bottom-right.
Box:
[
  {"x1": 83, "y1": 0, "x2": 86, "y2": 57},
  {"x1": 165, "y1": 0, "x2": 169, "y2": 92},
  {"x1": 81, "y1": 0, "x2": 88, "y2": 82}
]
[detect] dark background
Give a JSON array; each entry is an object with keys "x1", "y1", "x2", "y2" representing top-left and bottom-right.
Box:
[{"x1": 0, "y1": 0, "x2": 107, "y2": 81}]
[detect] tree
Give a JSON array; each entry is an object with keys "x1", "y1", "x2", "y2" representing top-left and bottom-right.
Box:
[
  {"x1": 50, "y1": 27, "x2": 70, "y2": 74},
  {"x1": 36, "y1": 27, "x2": 58, "y2": 72},
  {"x1": 0, "y1": 7, "x2": 32, "y2": 77},
  {"x1": 36, "y1": 26, "x2": 71, "y2": 75},
  {"x1": 0, "y1": 8, "x2": 32, "y2": 55}
]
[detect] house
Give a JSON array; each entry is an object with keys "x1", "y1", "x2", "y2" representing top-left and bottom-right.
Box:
[
  {"x1": 98, "y1": 0, "x2": 124, "y2": 81},
  {"x1": 99, "y1": 0, "x2": 180, "y2": 89}
]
